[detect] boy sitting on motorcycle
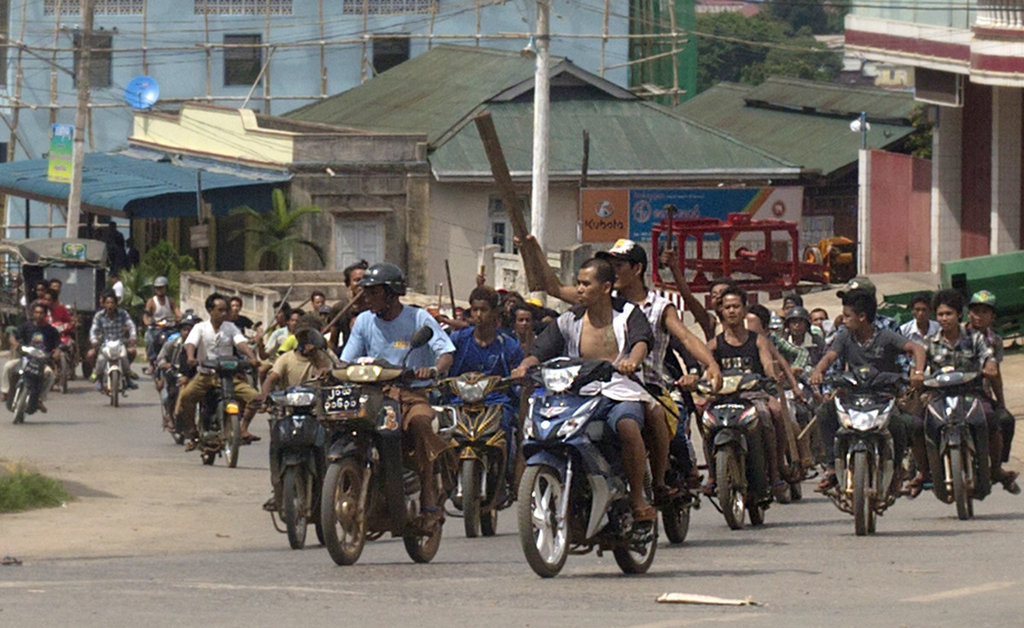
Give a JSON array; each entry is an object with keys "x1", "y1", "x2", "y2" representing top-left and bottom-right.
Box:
[
  {"x1": 1, "y1": 300, "x2": 60, "y2": 412},
  {"x1": 908, "y1": 288, "x2": 1019, "y2": 496},
  {"x1": 809, "y1": 289, "x2": 925, "y2": 492},
  {"x1": 87, "y1": 291, "x2": 138, "y2": 391},
  {"x1": 512, "y1": 257, "x2": 657, "y2": 523}
]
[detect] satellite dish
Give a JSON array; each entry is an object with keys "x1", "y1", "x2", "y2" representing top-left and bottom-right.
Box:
[{"x1": 124, "y1": 76, "x2": 159, "y2": 110}]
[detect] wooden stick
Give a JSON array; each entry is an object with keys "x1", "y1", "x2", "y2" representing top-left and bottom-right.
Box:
[
  {"x1": 473, "y1": 112, "x2": 546, "y2": 292},
  {"x1": 321, "y1": 291, "x2": 363, "y2": 333},
  {"x1": 444, "y1": 259, "x2": 458, "y2": 318},
  {"x1": 796, "y1": 415, "x2": 817, "y2": 442}
]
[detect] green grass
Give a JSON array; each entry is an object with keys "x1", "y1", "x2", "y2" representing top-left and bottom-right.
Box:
[{"x1": 0, "y1": 463, "x2": 72, "y2": 513}]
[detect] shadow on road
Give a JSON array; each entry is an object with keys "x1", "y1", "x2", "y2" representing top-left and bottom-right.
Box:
[{"x1": 61, "y1": 479, "x2": 119, "y2": 498}]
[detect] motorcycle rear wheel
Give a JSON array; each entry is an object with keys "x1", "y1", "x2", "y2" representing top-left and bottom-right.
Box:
[
  {"x1": 321, "y1": 458, "x2": 367, "y2": 566},
  {"x1": 223, "y1": 407, "x2": 241, "y2": 468},
  {"x1": 951, "y1": 449, "x2": 972, "y2": 520},
  {"x1": 11, "y1": 383, "x2": 27, "y2": 425},
  {"x1": 109, "y1": 371, "x2": 120, "y2": 408},
  {"x1": 853, "y1": 450, "x2": 872, "y2": 536},
  {"x1": 716, "y1": 449, "x2": 745, "y2": 530},
  {"x1": 518, "y1": 464, "x2": 569, "y2": 578},
  {"x1": 283, "y1": 466, "x2": 308, "y2": 550},
  {"x1": 59, "y1": 352, "x2": 69, "y2": 394},
  {"x1": 662, "y1": 500, "x2": 691, "y2": 544},
  {"x1": 461, "y1": 460, "x2": 482, "y2": 538}
]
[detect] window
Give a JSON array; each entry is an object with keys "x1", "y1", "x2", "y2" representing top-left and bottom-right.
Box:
[
  {"x1": 73, "y1": 31, "x2": 113, "y2": 89},
  {"x1": 488, "y1": 196, "x2": 529, "y2": 254},
  {"x1": 46, "y1": 0, "x2": 144, "y2": 14},
  {"x1": 372, "y1": 36, "x2": 410, "y2": 75},
  {"x1": 195, "y1": 0, "x2": 293, "y2": 14},
  {"x1": 343, "y1": 0, "x2": 434, "y2": 15},
  {"x1": 224, "y1": 34, "x2": 262, "y2": 86}
]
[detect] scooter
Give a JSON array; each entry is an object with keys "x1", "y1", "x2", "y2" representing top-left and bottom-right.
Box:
[
  {"x1": 195, "y1": 357, "x2": 251, "y2": 467},
  {"x1": 97, "y1": 339, "x2": 129, "y2": 407},
  {"x1": 923, "y1": 368, "x2": 992, "y2": 520},
  {"x1": 518, "y1": 358, "x2": 658, "y2": 578},
  {"x1": 7, "y1": 345, "x2": 49, "y2": 425}
]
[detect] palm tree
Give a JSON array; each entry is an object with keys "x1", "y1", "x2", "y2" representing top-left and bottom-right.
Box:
[{"x1": 229, "y1": 189, "x2": 326, "y2": 270}]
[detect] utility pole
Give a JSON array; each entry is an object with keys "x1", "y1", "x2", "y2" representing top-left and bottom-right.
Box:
[
  {"x1": 66, "y1": 0, "x2": 94, "y2": 238},
  {"x1": 530, "y1": 0, "x2": 550, "y2": 253}
]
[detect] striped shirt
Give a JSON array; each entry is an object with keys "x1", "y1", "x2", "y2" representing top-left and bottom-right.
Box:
[
  {"x1": 924, "y1": 324, "x2": 995, "y2": 373},
  {"x1": 89, "y1": 308, "x2": 137, "y2": 345},
  {"x1": 639, "y1": 290, "x2": 673, "y2": 388}
]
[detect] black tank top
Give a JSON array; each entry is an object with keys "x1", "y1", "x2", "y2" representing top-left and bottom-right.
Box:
[{"x1": 713, "y1": 331, "x2": 764, "y2": 375}]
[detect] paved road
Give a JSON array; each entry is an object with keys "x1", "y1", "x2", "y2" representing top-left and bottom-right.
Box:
[{"x1": 1, "y1": 375, "x2": 1022, "y2": 627}]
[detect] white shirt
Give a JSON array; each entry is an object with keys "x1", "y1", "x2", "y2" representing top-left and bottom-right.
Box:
[
  {"x1": 111, "y1": 280, "x2": 124, "y2": 300},
  {"x1": 899, "y1": 319, "x2": 939, "y2": 346},
  {"x1": 184, "y1": 320, "x2": 245, "y2": 373}
]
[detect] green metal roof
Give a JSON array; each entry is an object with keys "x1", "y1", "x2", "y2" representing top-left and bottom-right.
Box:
[
  {"x1": 744, "y1": 77, "x2": 916, "y2": 123},
  {"x1": 431, "y1": 99, "x2": 799, "y2": 180},
  {"x1": 677, "y1": 81, "x2": 915, "y2": 176}
]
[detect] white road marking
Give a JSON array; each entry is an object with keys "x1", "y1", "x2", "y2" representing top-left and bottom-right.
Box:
[{"x1": 902, "y1": 581, "x2": 1015, "y2": 603}]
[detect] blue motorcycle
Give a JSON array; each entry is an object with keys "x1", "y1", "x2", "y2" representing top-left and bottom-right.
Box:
[{"x1": 517, "y1": 358, "x2": 657, "y2": 578}]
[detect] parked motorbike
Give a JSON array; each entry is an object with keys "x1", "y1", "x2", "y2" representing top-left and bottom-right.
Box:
[
  {"x1": 439, "y1": 371, "x2": 517, "y2": 538},
  {"x1": 825, "y1": 366, "x2": 902, "y2": 535},
  {"x1": 696, "y1": 371, "x2": 773, "y2": 530},
  {"x1": 7, "y1": 345, "x2": 49, "y2": 425},
  {"x1": 268, "y1": 384, "x2": 327, "y2": 549},
  {"x1": 195, "y1": 357, "x2": 251, "y2": 467},
  {"x1": 923, "y1": 368, "x2": 992, "y2": 520},
  {"x1": 97, "y1": 339, "x2": 129, "y2": 407},
  {"x1": 319, "y1": 326, "x2": 455, "y2": 566},
  {"x1": 518, "y1": 358, "x2": 658, "y2": 578}
]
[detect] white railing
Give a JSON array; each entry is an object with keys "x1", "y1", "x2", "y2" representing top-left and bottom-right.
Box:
[
  {"x1": 977, "y1": 0, "x2": 1024, "y2": 28},
  {"x1": 179, "y1": 271, "x2": 280, "y2": 329}
]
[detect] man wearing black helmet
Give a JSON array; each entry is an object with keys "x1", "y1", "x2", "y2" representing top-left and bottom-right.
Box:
[
  {"x1": 340, "y1": 262, "x2": 456, "y2": 533},
  {"x1": 782, "y1": 306, "x2": 824, "y2": 367}
]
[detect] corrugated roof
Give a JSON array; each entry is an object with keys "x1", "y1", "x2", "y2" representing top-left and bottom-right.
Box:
[
  {"x1": 286, "y1": 45, "x2": 573, "y2": 146},
  {"x1": 744, "y1": 76, "x2": 916, "y2": 122},
  {"x1": 431, "y1": 99, "x2": 799, "y2": 179},
  {"x1": 677, "y1": 81, "x2": 915, "y2": 176},
  {"x1": 0, "y1": 152, "x2": 290, "y2": 218}
]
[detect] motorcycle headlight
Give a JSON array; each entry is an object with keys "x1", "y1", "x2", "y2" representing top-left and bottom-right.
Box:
[
  {"x1": 454, "y1": 379, "x2": 489, "y2": 404},
  {"x1": 542, "y1": 366, "x2": 581, "y2": 394},
  {"x1": 347, "y1": 364, "x2": 383, "y2": 382},
  {"x1": 225, "y1": 402, "x2": 240, "y2": 415},
  {"x1": 556, "y1": 417, "x2": 586, "y2": 438},
  {"x1": 285, "y1": 391, "x2": 316, "y2": 406}
]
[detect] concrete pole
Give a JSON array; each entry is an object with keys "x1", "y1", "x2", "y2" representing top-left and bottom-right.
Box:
[
  {"x1": 67, "y1": 0, "x2": 94, "y2": 238},
  {"x1": 530, "y1": 0, "x2": 550, "y2": 253}
]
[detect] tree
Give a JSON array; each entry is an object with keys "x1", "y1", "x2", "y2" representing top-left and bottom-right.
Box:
[
  {"x1": 138, "y1": 241, "x2": 196, "y2": 300},
  {"x1": 766, "y1": 0, "x2": 829, "y2": 35},
  {"x1": 229, "y1": 189, "x2": 326, "y2": 271}
]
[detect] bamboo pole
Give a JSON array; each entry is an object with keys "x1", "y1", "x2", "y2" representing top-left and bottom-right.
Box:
[
  {"x1": 264, "y1": 0, "x2": 272, "y2": 114},
  {"x1": 48, "y1": 0, "x2": 63, "y2": 127}
]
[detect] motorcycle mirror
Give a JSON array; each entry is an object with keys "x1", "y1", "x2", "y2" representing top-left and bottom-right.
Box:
[{"x1": 409, "y1": 325, "x2": 434, "y2": 350}]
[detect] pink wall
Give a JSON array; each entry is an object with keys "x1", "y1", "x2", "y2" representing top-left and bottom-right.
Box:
[{"x1": 868, "y1": 150, "x2": 933, "y2": 273}]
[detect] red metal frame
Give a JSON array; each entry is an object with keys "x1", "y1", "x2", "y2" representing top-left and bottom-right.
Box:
[{"x1": 651, "y1": 213, "x2": 829, "y2": 295}]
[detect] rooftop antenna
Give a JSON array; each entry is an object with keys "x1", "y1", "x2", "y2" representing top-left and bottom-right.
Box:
[{"x1": 124, "y1": 75, "x2": 159, "y2": 110}]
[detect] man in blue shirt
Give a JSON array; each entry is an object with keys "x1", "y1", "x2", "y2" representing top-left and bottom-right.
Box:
[
  {"x1": 449, "y1": 286, "x2": 524, "y2": 499},
  {"x1": 340, "y1": 262, "x2": 456, "y2": 532}
]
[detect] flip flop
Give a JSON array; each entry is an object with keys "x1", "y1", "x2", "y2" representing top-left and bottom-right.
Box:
[{"x1": 632, "y1": 503, "x2": 657, "y2": 523}]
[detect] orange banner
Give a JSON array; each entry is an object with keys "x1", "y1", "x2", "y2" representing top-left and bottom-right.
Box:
[{"x1": 580, "y1": 188, "x2": 629, "y2": 243}]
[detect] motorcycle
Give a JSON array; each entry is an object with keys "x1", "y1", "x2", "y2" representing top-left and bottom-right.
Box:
[
  {"x1": 439, "y1": 371, "x2": 518, "y2": 538},
  {"x1": 268, "y1": 384, "x2": 327, "y2": 549},
  {"x1": 195, "y1": 356, "x2": 251, "y2": 467},
  {"x1": 661, "y1": 394, "x2": 701, "y2": 544},
  {"x1": 147, "y1": 320, "x2": 177, "y2": 372},
  {"x1": 55, "y1": 338, "x2": 74, "y2": 394},
  {"x1": 518, "y1": 358, "x2": 658, "y2": 578},
  {"x1": 97, "y1": 339, "x2": 129, "y2": 407},
  {"x1": 696, "y1": 371, "x2": 773, "y2": 530},
  {"x1": 825, "y1": 366, "x2": 903, "y2": 536},
  {"x1": 158, "y1": 363, "x2": 187, "y2": 445},
  {"x1": 7, "y1": 345, "x2": 49, "y2": 425},
  {"x1": 923, "y1": 368, "x2": 992, "y2": 520},
  {"x1": 319, "y1": 326, "x2": 455, "y2": 566}
]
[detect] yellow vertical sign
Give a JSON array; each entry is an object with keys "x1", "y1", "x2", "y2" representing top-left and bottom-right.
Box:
[{"x1": 47, "y1": 124, "x2": 74, "y2": 183}]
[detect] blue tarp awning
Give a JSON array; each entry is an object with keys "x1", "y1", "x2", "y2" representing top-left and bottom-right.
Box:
[{"x1": 0, "y1": 152, "x2": 291, "y2": 218}]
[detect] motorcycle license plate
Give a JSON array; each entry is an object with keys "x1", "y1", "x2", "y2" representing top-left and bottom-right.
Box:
[
  {"x1": 23, "y1": 363, "x2": 41, "y2": 376},
  {"x1": 323, "y1": 385, "x2": 360, "y2": 414}
]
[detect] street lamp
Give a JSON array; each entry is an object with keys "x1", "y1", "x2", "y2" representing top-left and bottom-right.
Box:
[{"x1": 849, "y1": 111, "x2": 870, "y2": 149}]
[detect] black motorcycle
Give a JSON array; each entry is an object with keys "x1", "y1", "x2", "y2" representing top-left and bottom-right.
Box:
[
  {"x1": 268, "y1": 384, "x2": 327, "y2": 549},
  {"x1": 319, "y1": 326, "x2": 455, "y2": 566},
  {"x1": 159, "y1": 364, "x2": 186, "y2": 445},
  {"x1": 195, "y1": 357, "x2": 251, "y2": 467},
  {"x1": 923, "y1": 368, "x2": 992, "y2": 520},
  {"x1": 7, "y1": 345, "x2": 49, "y2": 425}
]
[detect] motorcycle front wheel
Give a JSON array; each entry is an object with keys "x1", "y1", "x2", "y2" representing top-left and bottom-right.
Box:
[
  {"x1": 11, "y1": 383, "x2": 27, "y2": 425},
  {"x1": 321, "y1": 457, "x2": 367, "y2": 566},
  {"x1": 518, "y1": 464, "x2": 569, "y2": 578},
  {"x1": 950, "y1": 449, "x2": 973, "y2": 520},
  {"x1": 223, "y1": 408, "x2": 241, "y2": 468},
  {"x1": 109, "y1": 371, "x2": 120, "y2": 408},
  {"x1": 461, "y1": 460, "x2": 482, "y2": 538},
  {"x1": 283, "y1": 466, "x2": 308, "y2": 550},
  {"x1": 662, "y1": 499, "x2": 691, "y2": 544},
  {"x1": 716, "y1": 448, "x2": 745, "y2": 530},
  {"x1": 852, "y1": 450, "x2": 873, "y2": 536}
]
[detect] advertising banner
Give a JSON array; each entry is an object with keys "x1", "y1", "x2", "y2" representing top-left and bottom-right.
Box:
[{"x1": 47, "y1": 124, "x2": 74, "y2": 184}]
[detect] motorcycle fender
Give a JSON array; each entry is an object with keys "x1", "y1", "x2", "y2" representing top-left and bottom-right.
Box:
[
  {"x1": 945, "y1": 426, "x2": 962, "y2": 448},
  {"x1": 459, "y1": 447, "x2": 482, "y2": 461},
  {"x1": 849, "y1": 439, "x2": 873, "y2": 454},
  {"x1": 713, "y1": 429, "x2": 747, "y2": 454},
  {"x1": 525, "y1": 450, "x2": 567, "y2": 480},
  {"x1": 326, "y1": 438, "x2": 366, "y2": 464},
  {"x1": 586, "y1": 473, "x2": 615, "y2": 540}
]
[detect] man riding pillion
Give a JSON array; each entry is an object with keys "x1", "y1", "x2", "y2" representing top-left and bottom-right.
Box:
[
  {"x1": 143, "y1": 276, "x2": 181, "y2": 367},
  {"x1": 87, "y1": 291, "x2": 139, "y2": 391},
  {"x1": 156, "y1": 312, "x2": 200, "y2": 433},
  {"x1": 1, "y1": 300, "x2": 60, "y2": 412},
  {"x1": 513, "y1": 257, "x2": 659, "y2": 523},
  {"x1": 594, "y1": 239, "x2": 723, "y2": 506},
  {"x1": 339, "y1": 262, "x2": 456, "y2": 534},
  {"x1": 809, "y1": 288, "x2": 926, "y2": 492},
  {"x1": 174, "y1": 293, "x2": 261, "y2": 449}
]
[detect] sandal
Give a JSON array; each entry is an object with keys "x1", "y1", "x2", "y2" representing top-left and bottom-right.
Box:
[
  {"x1": 409, "y1": 506, "x2": 444, "y2": 535},
  {"x1": 815, "y1": 472, "x2": 837, "y2": 493},
  {"x1": 772, "y1": 481, "x2": 791, "y2": 504},
  {"x1": 241, "y1": 432, "x2": 261, "y2": 444},
  {"x1": 631, "y1": 503, "x2": 657, "y2": 523},
  {"x1": 653, "y1": 485, "x2": 680, "y2": 508},
  {"x1": 997, "y1": 470, "x2": 1021, "y2": 495},
  {"x1": 903, "y1": 473, "x2": 928, "y2": 498}
]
